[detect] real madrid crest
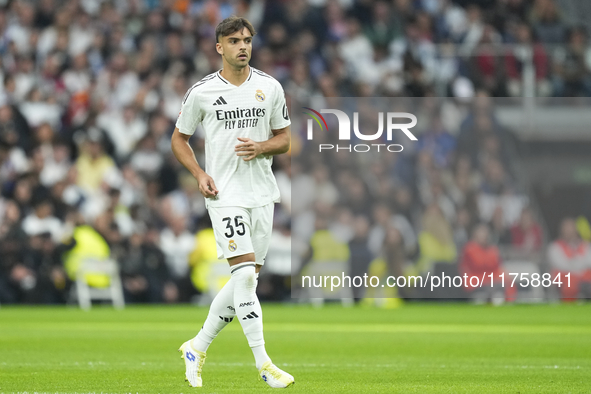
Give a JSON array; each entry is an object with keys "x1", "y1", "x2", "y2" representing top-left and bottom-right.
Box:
[
  {"x1": 255, "y1": 89, "x2": 265, "y2": 102},
  {"x1": 228, "y1": 239, "x2": 237, "y2": 252}
]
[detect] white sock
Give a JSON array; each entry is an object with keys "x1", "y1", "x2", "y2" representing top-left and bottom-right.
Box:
[
  {"x1": 192, "y1": 276, "x2": 236, "y2": 352},
  {"x1": 251, "y1": 344, "x2": 269, "y2": 369},
  {"x1": 232, "y1": 262, "x2": 271, "y2": 369}
]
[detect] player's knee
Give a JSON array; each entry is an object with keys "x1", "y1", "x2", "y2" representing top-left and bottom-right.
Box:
[{"x1": 231, "y1": 263, "x2": 257, "y2": 289}]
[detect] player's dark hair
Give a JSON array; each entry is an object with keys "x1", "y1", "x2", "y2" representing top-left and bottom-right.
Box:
[{"x1": 215, "y1": 16, "x2": 256, "y2": 43}]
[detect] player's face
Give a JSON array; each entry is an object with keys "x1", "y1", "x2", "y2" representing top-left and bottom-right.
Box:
[{"x1": 217, "y1": 28, "x2": 252, "y2": 69}]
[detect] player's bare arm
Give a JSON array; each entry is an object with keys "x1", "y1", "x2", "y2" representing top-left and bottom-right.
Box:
[
  {"x1": 171, "y1": 127, "x2": 219, "y2": 198},
  {"x1": 234, "y1": 126, "x2": 291, "y2": 161}
]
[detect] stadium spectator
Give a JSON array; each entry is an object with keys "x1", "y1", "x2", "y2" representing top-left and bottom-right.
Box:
[
  {"x1": 510, "y1": 207, "x2": 544, "y2": 253},
  {"x1": 21, "y1": 197, "x2": 63, "y2": 243},
  {"x1": 310, "y1": 164, "x2": 339, "y2": 207},
  {"x1": 363, "y1": 1, "x2": 401, "y2": 48},
  {"x1": 368, "y1": 202, "x2": 417, "y2": 259},
  {"x1": 74, "y1": 129, "x2": 117, "y2": 195},
  {"x1": 97, "y1": 105, "x2": 148, "y2": 160},
  {"x1": 300, "y1": 215, "x2": 351, "y2": 300},
  {"x1": 61, "y1": 212, "x2": 112, "y2": 290},
  {"x1": 378, "y1": 224, "x2": 407, "y2": 300},
  {"x1": 547, "y1": 218, "x2": 591, "y2": 300},
  {"x1": 0, "y1": 199, "x2": 27, "y2": 303},
  {"x1": 119, "y1": 229, "x2": 172, "y2": 303},
  {"x1": 415, "y1": 204, "x2": 457, "y2": 276},
  {"x1": 416, "y1": 114, "x2": 456, "y2": 169},
  {"x1": 159, "y1": 215, "x2": 195, "y2": 302},
  {"x1": 10, "y1": 175, "x2": 33, "y2": 213},
  {"x1": 529, "y1": 0, "x2": 566, "y2": 45},
  {"x1": 445, "y1": 154, "x2": 481, "y2": 214},
  {"x1": 0, "y1": 101, "x2": 31, "y2": 152},
  {"x1": 2, "y1": 212, "x2": 65, "y2": 304},
  {"x1": 459, "y1": 223, "x2": 514, "y2": 303},
  {"x1": 552, "y1": 26, "x2": 591, "y2": 97},
  {"x1": 258, "y1": 221, "x2": 294, "y2": 301},
  {"x1": 339, "y1": 16, "x2": 374, "y2": 83},
  {"x1": 452, "y1": 207, "x2": 474, "y2": 250},
  {"x1": 348, "y1": 215, "x2": 373, "y2": 300},
  {"x1": 489, "y1": 205, "x2": 512, "y2": 246},
  {"x1": 159, "y1": 171, "x2": 205, "y2": 229},
  {"x1": 505, "y1": 22, "x2": 551, "y2": 97},
  {"x1": 469, "y1": 24, "x2": 506, "y2": 96},
  {"x1": 480, "y1": 159, "x2": 514, "y2": 195}
]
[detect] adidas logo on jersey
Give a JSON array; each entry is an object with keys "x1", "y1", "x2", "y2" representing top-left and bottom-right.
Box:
[
  {"x1": 213, "y1": 96, "x2": 227, "y2": 106},
  {"x1": 242, "y1": 311, "x2": 259, "y2": 320}
]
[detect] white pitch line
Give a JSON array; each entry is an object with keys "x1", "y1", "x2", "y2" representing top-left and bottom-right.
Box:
[{"x1": 0, "y1": 361, "x2": 585, "y2": 370}]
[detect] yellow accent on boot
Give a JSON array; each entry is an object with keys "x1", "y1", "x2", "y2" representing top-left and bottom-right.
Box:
[
  {"x1": 259, "y1": 361, "x2": 294, "y2": 388},
  {"x1": 179, "y1": 340, "x2": 206, "y2": 387}
]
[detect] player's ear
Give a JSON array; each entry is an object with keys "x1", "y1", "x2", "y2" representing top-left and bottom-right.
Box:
[{"x1": 216, "y1": 42, "x2": 223, "y2": 55}]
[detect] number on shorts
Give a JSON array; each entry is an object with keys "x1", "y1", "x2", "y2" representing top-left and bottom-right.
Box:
[
  {"x1": 235, "y1": 216, "x2": 246, "y2": 236},
  {"x1": 222, "y1": 216, "x2": 246, "y2": 238},
  {"x1": 222, "y1": 217, "x2": 234, "y2": 237}
]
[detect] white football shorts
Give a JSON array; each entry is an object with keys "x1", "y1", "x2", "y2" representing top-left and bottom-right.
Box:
[{"x1": 207, "y1": 203, "x2": 274, "y2": 265}]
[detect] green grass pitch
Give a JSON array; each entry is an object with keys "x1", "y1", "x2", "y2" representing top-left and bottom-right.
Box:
[{"x1": 1, "y1": 302, "x2": 590, "y2": 393}]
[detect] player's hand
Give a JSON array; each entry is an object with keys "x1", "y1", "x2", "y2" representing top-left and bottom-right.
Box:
[
  {"x1": 196, "y1": 172, "x2": 219, "y2": 198},
  {"x1": 235, "y1": 137, "x2": 263, "y2": 161}
]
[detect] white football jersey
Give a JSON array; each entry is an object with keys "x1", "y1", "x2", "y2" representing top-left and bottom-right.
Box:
[{"x1": 176, "y1": 67, "x2": 291, "y2": 208}]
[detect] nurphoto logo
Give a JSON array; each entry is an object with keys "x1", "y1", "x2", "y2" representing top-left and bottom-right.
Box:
[{"x1": 303, "y1": 107, "x2": 418, "y2": 152}]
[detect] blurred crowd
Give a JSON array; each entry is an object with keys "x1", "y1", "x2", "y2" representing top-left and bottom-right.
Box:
[
  {"x1": 1, "y1": 0, "x2": 591, "y2": 304},
  {"x1": 292, "y1": 95, "x2": 526, "y2": 301},
  {"x1": 292, "y1": 95, "x2": 591, "y2": 302}
]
